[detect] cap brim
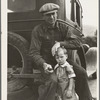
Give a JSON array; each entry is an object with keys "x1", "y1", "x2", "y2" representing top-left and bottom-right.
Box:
[{"x1": 43, "y1": 10, "x2": 58, "y2": 15}]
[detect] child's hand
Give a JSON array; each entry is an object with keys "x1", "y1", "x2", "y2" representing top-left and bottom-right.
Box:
[{"x1": 64, "y1": 89, "x2": 72, "y2": 98}]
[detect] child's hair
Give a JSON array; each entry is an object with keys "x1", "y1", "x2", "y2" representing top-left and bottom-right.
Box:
[{"x1": 55, "y1": 46, "x2": 67, "y2": 56}]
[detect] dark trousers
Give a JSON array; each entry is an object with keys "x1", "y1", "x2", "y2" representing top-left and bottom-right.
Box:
[
  {"x1": 38, "y1": 60, "x2": 92, "y2": 100},
  {"x1": 68, "y1": 60, "x2": 92, "y2": 100}
]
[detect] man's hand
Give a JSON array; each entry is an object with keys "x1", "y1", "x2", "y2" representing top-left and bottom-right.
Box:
[
  {"x1": 43, "y1": 63, "x2": 53, "y2": 74},
  {"x1": 51, "y1": 42, "x2": 60, "y2": 56}
]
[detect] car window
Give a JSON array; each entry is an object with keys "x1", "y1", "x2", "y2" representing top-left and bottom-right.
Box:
[
  {"x1": 65, "y1": 0, "x2": 71, "y2": 20},
  {"x1": 8, "y1": 0, "x2": 36, "y2": 12}
]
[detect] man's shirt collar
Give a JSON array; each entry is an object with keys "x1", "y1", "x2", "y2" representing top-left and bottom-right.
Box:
[{"x1": 42, "y1": 21, "x2": 59, "y2": 32}]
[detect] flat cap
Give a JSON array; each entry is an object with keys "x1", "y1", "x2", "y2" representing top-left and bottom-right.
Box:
[{"x1": 39, "y1": 3, "x2": 60, "y2": 15}]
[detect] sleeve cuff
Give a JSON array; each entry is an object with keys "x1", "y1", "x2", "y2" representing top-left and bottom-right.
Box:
[
  {"x1": 37, "y1": 58, "x2": 46, "y2": 68},
  {"x1": 60, "y1": 41, "x2": 68, "y2": 47},
  {"x1": 68, "y1": 73, "x2": 76, "y2": 78}
]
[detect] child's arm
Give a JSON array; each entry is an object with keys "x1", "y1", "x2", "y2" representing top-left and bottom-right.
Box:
[
  {"x1": 64, "y1": 63, "x2": 75, "y2": 98},
  {"x1": 64, "y1": 78, "x2": 74, "y2": 98},
  {"x1": 68, "y1": 78, "x2": 74, "y2": 91}
]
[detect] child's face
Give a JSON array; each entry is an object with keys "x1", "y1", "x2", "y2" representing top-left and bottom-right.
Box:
[{"x1": 55, "y1": 49, "x2": 68, "y2": 65}]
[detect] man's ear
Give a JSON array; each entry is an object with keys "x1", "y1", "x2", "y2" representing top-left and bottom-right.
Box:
[{"x1": 66, "y1": 54, "x2": 68, "y2": 59}]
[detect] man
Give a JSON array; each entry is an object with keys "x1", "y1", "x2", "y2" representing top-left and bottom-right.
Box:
[{"x1": 29, "y1": 3, "x2": 95, "y2": 100}]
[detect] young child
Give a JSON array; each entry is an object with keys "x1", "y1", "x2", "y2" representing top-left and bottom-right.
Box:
[{"x1": 54, "y1": 47, "x2": 78, "y2": 100}]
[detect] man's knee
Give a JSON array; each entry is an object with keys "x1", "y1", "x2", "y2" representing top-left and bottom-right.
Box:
[
  {"x1": 79, "y1": 68, "x2": 87, "y2": 78},
  {"x1": 74, "y1": 66, "x2": 88, "y2": 79}
]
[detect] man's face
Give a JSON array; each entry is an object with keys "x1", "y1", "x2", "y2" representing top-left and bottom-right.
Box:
[
  {"x1": 55, "y1": 50, "x2": 68, "y2": 65},
  {"x1": 43, "y1": 11, "x2": 58, "y2": 26}
]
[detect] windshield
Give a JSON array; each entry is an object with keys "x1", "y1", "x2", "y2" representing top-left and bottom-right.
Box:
[{"x1": 8, "y1": 0, "x2": 36, "y2": 12}]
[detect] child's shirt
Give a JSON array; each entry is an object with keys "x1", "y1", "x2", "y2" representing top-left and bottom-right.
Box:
[
  {"x1": 54, "y1": 61, "x2": 78, "y2": 100},
  {"x1": 54, "y1": 61, "x2": 76, "y2": 83}
]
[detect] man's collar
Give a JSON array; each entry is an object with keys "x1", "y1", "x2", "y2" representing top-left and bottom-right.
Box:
[{"x1": 42, "y1": 21, "x2": 59, "y2": 31}]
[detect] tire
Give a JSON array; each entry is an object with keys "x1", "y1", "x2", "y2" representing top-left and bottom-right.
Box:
[
  {"x1": 68, "y1": 47, "x2": 86, "y2": 69},
  {"x1": 8, "y1": 32, "x2": 32, "y2": 92},
  {"x1": 8, "y1": 32, "x2": 32, "y2": 74},
  {"x1": 71, "y1": 50, "x2": 81, "y2": 66},
  {"x1": 82, "y1": 44, "x2": 90, "y2": 53}
]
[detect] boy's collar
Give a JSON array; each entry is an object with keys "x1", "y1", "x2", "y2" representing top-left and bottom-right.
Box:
[{"x1": 54, "y1": 61, "x2": 70, "y2": 69}]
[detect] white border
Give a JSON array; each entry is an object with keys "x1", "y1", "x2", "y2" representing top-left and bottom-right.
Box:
[
  {"x1": 97, "y1": 0, "x2": 99, "y2": 99},
  {"x1": 1, "y1": 0, "x2": 7, "y2": 100},
  {"x1": 1, "y1": 0, "x2": 99, "y2": 100}
]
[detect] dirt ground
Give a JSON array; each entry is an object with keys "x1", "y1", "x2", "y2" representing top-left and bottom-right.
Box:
[{"x1": 88, "y1": 76, "x2": 97, "y2": 99}]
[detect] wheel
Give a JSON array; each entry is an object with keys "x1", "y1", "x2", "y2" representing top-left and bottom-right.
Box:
[
  {"x1": 8, "y1": 32, "x2": 33, "y2": 74},
  {"x1": 8, "y1": 32, "x2": 32, "y2": 92},
  {"x1": 82, "y1": 44, "x2": 90, "y2": 53},
  {"x1": 70, "y1": 47, "x2": 87, "y2": 69},
  {"x1": 70, "y1": 50, "x2": 82, "y2": 66}
]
